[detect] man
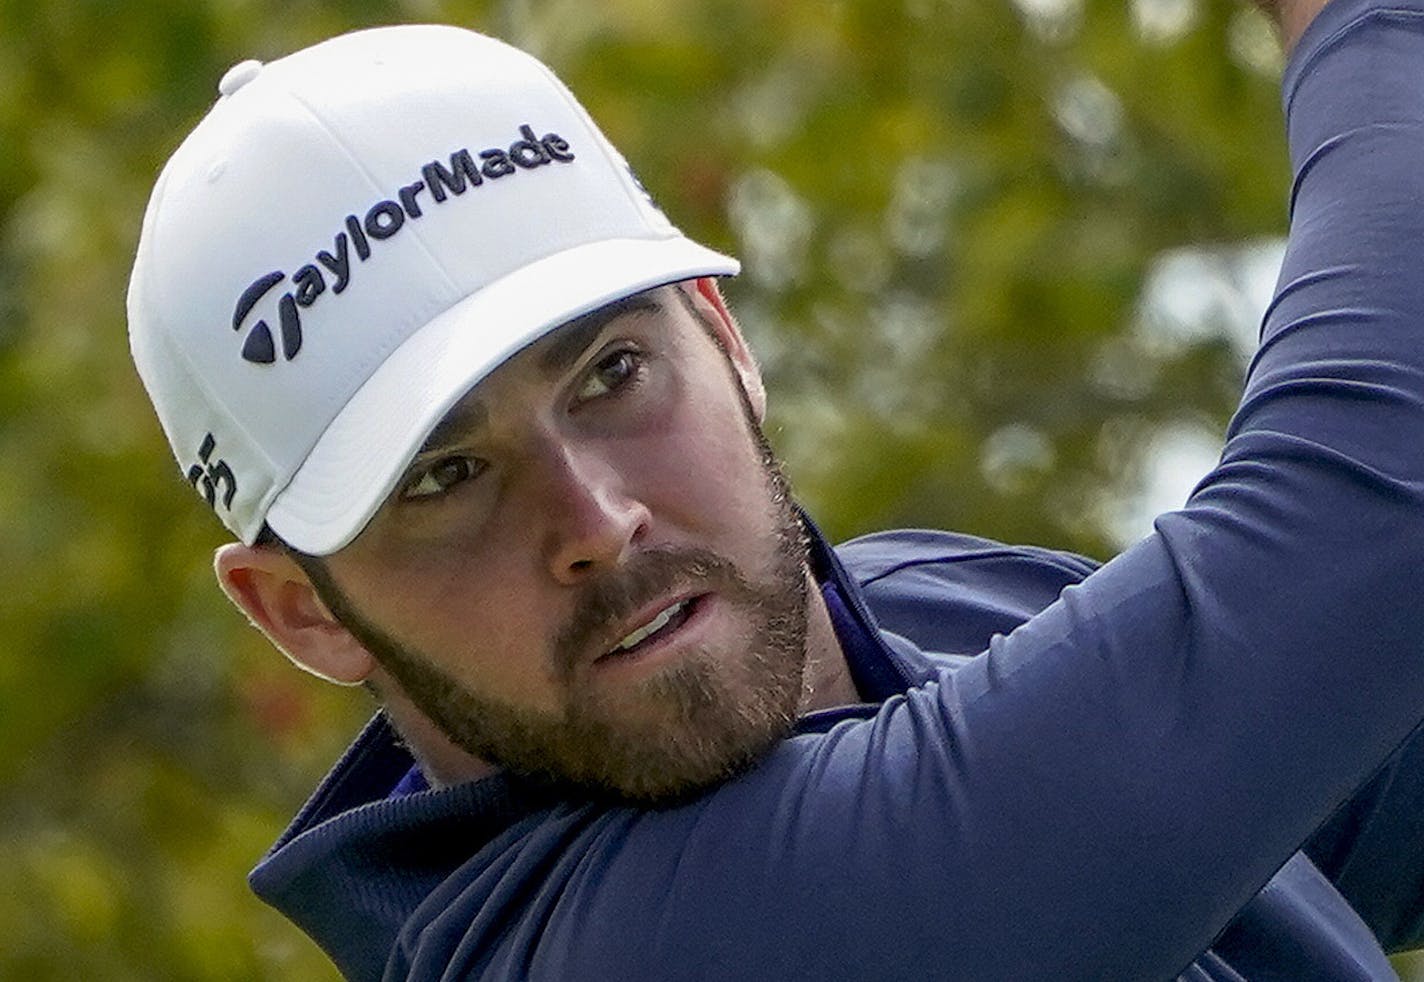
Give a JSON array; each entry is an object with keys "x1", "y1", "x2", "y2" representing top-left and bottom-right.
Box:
[{"x1": 126, "y1": 0, "x2": 1424, "y2": 977}]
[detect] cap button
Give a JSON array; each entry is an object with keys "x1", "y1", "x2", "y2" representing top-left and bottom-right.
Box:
[{"x1": 218, "y1": 59, "x2": 263, "y2": 97}]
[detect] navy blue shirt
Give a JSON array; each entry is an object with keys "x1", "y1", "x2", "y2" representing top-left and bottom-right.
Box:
[{"x1": 251, "y1": 2, "x2": 1424, "y2": 977}]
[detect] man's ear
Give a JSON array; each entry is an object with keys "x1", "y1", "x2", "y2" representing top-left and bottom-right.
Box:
[
  {"x1": 682, "y1": 277, "x2": 766, "y2": 422},
  {"x1": 213, "y1": 542, "x2": 375, "y2": 685}
]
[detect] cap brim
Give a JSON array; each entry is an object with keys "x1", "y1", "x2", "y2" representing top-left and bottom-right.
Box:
[{"x1": 264, "y1": 235, "x2": 738, "y2": 555}]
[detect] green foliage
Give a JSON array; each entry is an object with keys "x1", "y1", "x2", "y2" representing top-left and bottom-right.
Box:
[{"x1": 0, "y1": 0, "x2": 1300, "y2": 976}]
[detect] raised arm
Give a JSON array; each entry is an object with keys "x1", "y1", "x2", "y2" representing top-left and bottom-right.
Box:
[{"x1": 390, "y1": 3, "x2": 1424, "y2": 977}]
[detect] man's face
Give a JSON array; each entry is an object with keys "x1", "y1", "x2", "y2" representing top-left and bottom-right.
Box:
[{"x1": 308, "y1": 285, "x2": 812, "y2": 803}]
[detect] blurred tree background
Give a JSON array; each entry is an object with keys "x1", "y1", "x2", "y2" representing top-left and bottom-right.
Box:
[{"x1": 5, "y1": 0, "x2": 1408, "y2": 978}]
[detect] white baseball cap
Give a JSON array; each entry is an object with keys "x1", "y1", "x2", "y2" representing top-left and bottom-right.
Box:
[{"x1": 128, "y1": 24, "x2": 739, "y2": 556}]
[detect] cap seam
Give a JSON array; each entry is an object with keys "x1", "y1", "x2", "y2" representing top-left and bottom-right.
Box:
[
  {"x1": 283, "y1": 85, "x2": 466, "y2": 301},
  {"x1": 535, "y1": 59, "x2": 684, "y2": 241}
]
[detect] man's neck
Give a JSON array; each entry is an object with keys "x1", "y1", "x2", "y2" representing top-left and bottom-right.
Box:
[{"x1": 797, "y1": 568, "x2": 861, "y2": 713}]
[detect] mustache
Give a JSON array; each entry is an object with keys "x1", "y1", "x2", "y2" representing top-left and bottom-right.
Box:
[{"x1": 552, "y1": 547, "x2": 753, "y2": 674}]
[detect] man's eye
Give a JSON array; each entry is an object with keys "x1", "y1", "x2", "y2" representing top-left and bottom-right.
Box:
[
  {"x1": 400, "y1": 455, "x2": 483, "y2": 500},
  {"x1": 575, "y1": 349, "x2": 641, "y2": 403}
]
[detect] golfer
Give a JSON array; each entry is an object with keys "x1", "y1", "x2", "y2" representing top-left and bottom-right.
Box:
[{"x1": 127, "y1": 0, "x2": 1424, "y2": 976}]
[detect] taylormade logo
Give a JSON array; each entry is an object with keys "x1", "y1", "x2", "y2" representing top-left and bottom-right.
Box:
[{"x1": 232, "y1": 124, "x2": 576, "y2": 365}]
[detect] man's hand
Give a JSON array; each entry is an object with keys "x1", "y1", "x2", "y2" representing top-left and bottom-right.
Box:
[{"x1": 1253, "y1": 0, "x2": 1335, "y2": 54}]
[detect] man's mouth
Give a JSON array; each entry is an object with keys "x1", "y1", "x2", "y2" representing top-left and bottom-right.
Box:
[{"x1": 603, "y1": 597, "x2": 698, "y2": 659}]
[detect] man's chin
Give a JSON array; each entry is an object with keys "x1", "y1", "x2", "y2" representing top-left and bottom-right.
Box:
[
  {"x1": 513, "y1": 720, "x2": 797, "y2": 808},
  {"x1": 490, "y1": 651, "x2": 806, "y2": 806}
]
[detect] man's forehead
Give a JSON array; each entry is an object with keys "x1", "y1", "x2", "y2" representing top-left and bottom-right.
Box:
[{"x1": 415, "y1": 286, "x2": 674, "y2": 455}]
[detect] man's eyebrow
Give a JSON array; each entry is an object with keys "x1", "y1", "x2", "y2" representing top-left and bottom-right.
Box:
[
  {"x1": 416, "y1": 399, "x2": 489, "y2": 457},
  {"x1": 536, "y1": 291, "x2": 663, "y2": 375},
  {"x1": 414, "y1": 292, "x2": 664, "y2": 459}
]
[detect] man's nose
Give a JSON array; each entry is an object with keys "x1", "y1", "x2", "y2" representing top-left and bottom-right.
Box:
[{"x1": 535, "y1": 440, "x2": 651, "y2": 585}]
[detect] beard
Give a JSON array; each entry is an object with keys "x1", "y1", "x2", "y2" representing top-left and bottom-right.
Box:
[{"x1": 303, "y1": 409, "x2": 813, "y2": 806}]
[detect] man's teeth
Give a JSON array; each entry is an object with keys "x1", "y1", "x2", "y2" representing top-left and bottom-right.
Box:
[{"x1": 613, "y1": 600, "x2": 689, "y2": 653}]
